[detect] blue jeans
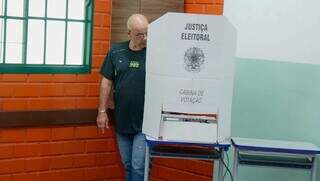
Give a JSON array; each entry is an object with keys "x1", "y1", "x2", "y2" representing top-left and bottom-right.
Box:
[{"x1": 116, "y1": 132, "x2": 146, "y2": 181}]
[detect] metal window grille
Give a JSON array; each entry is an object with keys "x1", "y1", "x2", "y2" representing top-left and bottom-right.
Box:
[{"x1": 0, "y1": 0, "x2": 94, "y2": 73}]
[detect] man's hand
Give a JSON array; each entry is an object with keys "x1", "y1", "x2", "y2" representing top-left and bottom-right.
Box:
[
  {"x1": 97, "y1": 77, "x2": 112, "y2": 134},
  {"x1": 96, "y1": 112, "x2": 109, "y2": 134}
]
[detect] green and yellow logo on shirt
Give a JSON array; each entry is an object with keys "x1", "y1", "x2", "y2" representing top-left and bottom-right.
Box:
[{"x1": 129, "y1": 61, "x2": 140, "y2": 68}]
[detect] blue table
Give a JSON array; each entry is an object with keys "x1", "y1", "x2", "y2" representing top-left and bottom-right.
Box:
[
  {"x1": 144, "y1": 137, "x2": 230, "y2": 181},
  {"x1": 232, "y1": 137, "x2": 320, "y2": 181}
]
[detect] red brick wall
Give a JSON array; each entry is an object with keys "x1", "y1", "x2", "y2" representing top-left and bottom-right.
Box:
[
  {"x1": 0, "y1": 125, "x2": 123, "y2": 181},
  {"x1": 185, "y1": 0, "x2": 224, "y2": 15},
  {"x1": 0, "y1": 0, "x2": 224, "y2": 180}
]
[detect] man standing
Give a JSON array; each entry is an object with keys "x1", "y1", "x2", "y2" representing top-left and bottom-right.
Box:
[{"x1": 96, "y1": 14, "x2": 148, "y2": 181}]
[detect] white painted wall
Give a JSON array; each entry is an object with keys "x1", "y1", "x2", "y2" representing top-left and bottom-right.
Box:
[{"x1": 224, "y1": 0, "x2": 320, "y2": 64}]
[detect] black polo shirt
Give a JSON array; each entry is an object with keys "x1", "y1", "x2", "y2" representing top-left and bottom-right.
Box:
[{"x1": 100, "y1": 41, "x2": 146, "y2": 134}]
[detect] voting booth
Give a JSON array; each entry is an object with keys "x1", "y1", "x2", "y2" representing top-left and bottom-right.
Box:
[{"x1": 142, "y1": 13, "x2": 237, "y2": 144}]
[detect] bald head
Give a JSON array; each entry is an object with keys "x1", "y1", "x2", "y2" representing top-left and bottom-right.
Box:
[
  {"x1": 127, "y1": 14, "x2": 148, "y2": 31},
  {"x1": 127, "y1": 14, "x2": 148, "y2": 50}
]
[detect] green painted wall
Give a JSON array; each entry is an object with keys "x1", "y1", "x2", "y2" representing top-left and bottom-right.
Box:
[{"x1": 228, "y1": 58, "x2": 320, "y2": 181}]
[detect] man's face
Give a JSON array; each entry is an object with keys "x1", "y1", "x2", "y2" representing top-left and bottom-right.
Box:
[{"x1": 129, "y1": 26, "x2": 148, "y2": 49}]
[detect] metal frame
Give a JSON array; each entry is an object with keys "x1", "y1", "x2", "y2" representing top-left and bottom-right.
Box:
[
  {"x1": 232, "y1": 138, "x2": 320, "y2": 181},
  {"x1": 144, "y1": 139, "x2": 230, "y2": 181}
]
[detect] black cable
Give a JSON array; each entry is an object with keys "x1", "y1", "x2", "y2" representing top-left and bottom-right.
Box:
[
  {"x1": 223, "y1": 151, "x2": 230, "y2": 179},
  {"x1": 219, "y1": 151, "x2": 234, "y2": 181}
]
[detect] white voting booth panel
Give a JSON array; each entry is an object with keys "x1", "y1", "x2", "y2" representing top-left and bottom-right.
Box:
[{"x1": 142, "y1": 13, "x2": 236, "y2": 144}]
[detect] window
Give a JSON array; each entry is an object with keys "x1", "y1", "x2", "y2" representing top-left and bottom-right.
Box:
[{"x1": 0, "y1": 0, "x2": 94, "y2": 73}]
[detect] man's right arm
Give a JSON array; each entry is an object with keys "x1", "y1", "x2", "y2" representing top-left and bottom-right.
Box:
[{"x1": 96, "y1": 77, "x2": 113, "y2": 133}]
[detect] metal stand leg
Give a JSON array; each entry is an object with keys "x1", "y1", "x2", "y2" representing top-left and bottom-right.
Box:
[
  {"x1": 213, "y1": 158, "x2": 216, "y2": 181},
  {"x1": 233, "y1": 148, "x2": 239, "y2": 181},
  {"x1": 144, "y1": 144, "x2": 150, "y2": 181},
  {"x1": 217, "y1": 148, "x2": 224, "y2": 181},
  {"x1": 311, "y1": 157, "x2": 317, "y2": 181}
]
